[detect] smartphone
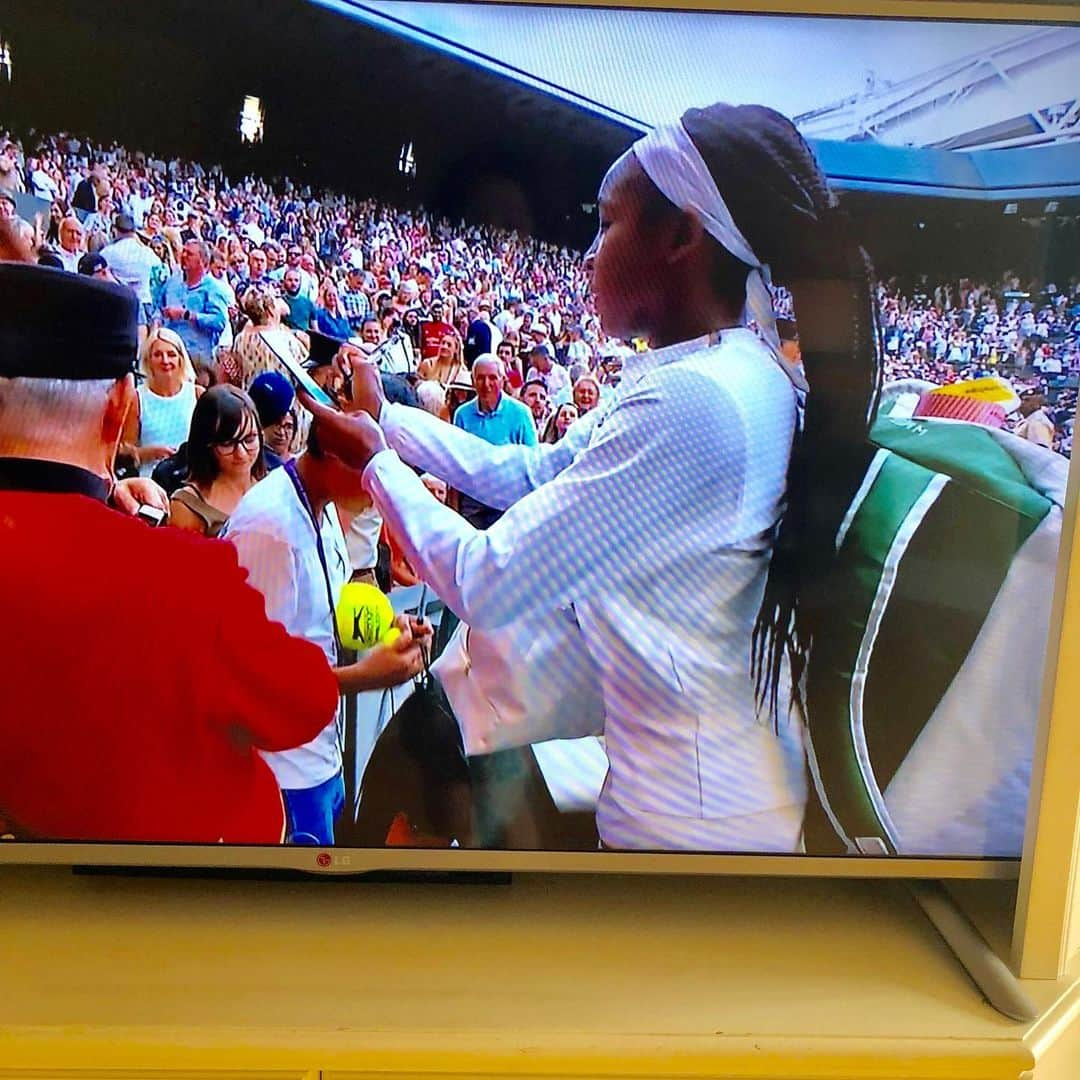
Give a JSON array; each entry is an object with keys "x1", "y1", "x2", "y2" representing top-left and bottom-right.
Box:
[
  {"x1": 135, "y1": 504, "x2": 167, "y2": 528},
  {"x1": 258, "y1": 333, "x2": 340, "y2": 410}
]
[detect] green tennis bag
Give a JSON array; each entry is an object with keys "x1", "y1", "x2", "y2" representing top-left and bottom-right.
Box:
[{"x1": 804, "y1": 414, "x2": 1067, "y2": 858}]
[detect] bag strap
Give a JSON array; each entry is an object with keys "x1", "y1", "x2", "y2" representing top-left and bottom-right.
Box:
[{"x1": 283, "y1": 459, "x2": 342, "y2": 660}]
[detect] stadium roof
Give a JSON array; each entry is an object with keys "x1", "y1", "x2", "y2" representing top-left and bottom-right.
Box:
[
  {"x1": 6, "y1": 0, "x2": 1078, "y2": 251},
  {"x1": 312, "y1": 1, "x2": 1080, "y2": 202},
  {"x1": 315, "y1": 2, "x2": 1080, "y2": 149},
  {"x1": 816, "y1": 140, "x2": 1080, "y2": 201}
]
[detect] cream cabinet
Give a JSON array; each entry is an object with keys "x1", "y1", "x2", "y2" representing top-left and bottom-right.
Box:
[{"x1": 2, "y1": 868, "x2": 1079, "y2": 1080}]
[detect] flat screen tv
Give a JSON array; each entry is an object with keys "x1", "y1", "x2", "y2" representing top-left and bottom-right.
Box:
[{"x1": 1, "y1": 0, "x2": 1078, "y2": 885}]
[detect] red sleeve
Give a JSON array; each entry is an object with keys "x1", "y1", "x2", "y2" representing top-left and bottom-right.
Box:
[{"x1": 200, "y1": 540, "x2": 340, "y2": 752}]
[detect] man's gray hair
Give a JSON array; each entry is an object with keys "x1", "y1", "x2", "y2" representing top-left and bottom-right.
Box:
[
  {"x1": 471, "y1": 352, "x2": 504, "y2": 378},
  {"x1": 187, "y1": 239, "x2": 212, "y2": 265},
  {"x1": 0, "y1": 377, "x2": 117, "y2": 439}
]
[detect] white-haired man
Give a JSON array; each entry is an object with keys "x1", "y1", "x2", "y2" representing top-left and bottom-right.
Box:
[
  {"x1": 449, "y1": 353, "x2": 536, "y2": 529},
  {"x1": 0, "y1": 257, "x2": 340, "y2": 844}
]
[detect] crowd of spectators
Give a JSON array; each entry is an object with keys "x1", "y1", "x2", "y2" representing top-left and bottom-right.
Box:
[
  {"x1": 0, "y1": 129, "x2": 624, "y2": 410},
  {"x1": 2, "y1": 127, "x2": 1077, "y2": 463},
  {"x1": 875, "y1": 276, "x2": 1080, "y2": 455}
]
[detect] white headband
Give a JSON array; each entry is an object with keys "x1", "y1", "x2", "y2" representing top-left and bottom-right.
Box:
[{"x1": 630, "y1": 121, "x2": 781, "y2": 354}]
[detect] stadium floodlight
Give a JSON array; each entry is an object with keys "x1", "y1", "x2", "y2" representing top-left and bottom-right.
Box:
[
  {"x1": 1003, "y1": 203, "x2": 1018, "y2": 215},
  {"x1": 398, "y1": 142, "x2": 416, "y2": 178},
  {"x1": 239, "y1": 96, "x2": 264, "y2": 145},
  {"x1": 0, "y1": 36, "x2": 12, "y2": 83}
]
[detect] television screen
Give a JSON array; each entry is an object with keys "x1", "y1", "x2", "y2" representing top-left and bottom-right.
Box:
[{"x1": 0, "y1": 0, "x2": 1077, "y2": 875}]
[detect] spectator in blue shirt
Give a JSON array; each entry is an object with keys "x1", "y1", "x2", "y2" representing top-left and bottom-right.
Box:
[
  {"x1": 314, "y1": 278, "x2": 352, "y2": 339},
  {"x1": 158, "y1": 239, "x2": 228, "y2": 365},
  {"x1": 450, "y1": 353, "x2": 536, "y2": 529},
  {"x1": 281, "y1": 267, "x2": 316, "y2": 331}
]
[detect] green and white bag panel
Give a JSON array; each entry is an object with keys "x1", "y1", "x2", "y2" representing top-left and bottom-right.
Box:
[{"x1": 806, "y1": 416, "x2": 1067, "y2": 858}]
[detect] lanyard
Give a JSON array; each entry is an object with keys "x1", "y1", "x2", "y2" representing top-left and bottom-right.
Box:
[{"x1": 283, "y1": 459, "x2": 343, "y2": 659}]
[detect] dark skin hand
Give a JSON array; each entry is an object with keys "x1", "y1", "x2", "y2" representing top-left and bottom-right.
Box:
[
  {"x1": 298, "y1": 348, "x2": 393, "y2": 474},
  {"x1": 298, "y1": 386, "x2": 388, "y2": 474},
  {"x1": 337, "y1": 343, "x2": 386, "y2": 419}
]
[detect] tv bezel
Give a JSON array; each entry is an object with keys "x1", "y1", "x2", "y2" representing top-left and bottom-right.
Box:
[{"x1": 2, "y1": 0, "x2": 1078, "y2": 882}]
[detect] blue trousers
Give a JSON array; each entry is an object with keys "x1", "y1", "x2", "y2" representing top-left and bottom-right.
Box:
[{"x1": 283, "y1": 772, "x2": 345, "y2": 845}]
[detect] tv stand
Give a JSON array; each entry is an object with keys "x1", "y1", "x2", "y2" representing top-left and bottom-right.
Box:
[
  {"x1": 3, "y1": 866, "x2": 1077, "y2": 1078},
  {"x1": 906, "y1": 879, "x2": 1040, "y2": 1022}
]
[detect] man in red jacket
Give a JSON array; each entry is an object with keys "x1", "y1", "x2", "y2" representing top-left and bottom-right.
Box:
[{"x1": 0, "y1": 262, "x2": 341, "y2": 844}]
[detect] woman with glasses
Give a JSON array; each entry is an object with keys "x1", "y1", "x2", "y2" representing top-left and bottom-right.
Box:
[{"x1": 169, "y1": 385, "x2": 266, "y2": 538}]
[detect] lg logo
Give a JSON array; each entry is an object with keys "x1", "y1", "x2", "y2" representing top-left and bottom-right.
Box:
[{"x1": 315, "y1": 852, "x2": 351, "y2": 868}]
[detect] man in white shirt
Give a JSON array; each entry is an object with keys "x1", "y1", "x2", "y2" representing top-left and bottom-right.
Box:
[
  {"x1": 129, "y1": 180, "x2": 155, "y2": 228},
  {"x1": 55, "y1": 216, "x2": 85, "y2": 274},
  {"x1": 493, "y1": 295, "x2": 523, "y2": 337},
  {"x1": 524, "y1": 343, "x2": 571, "y2": 403},
  {"x1": 241, "y1": 215, "x2": 265, "y2": 246},
  {"x1": 565, "y1": 324, "x2": 592, "y2": 368},
  {"x1": 349, "y1": 316, "x2": 381, "y2": 355},
  {"x1": 101, "y1": 213, "x2": 162, "y2": 315},
  {"x1": 30, "y1": 161, "x2": 59, "y2": 202},
  {"x1": 224, "y1": 440, "x2": 430, "y2": 845},
  {"x1": 1014, "y1": 390, "x2": 1056, "y2": 449}
]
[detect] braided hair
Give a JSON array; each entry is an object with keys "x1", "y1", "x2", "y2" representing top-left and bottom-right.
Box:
[{"x1": 647, "y1": 103, "x2": 884, "y2": 722}]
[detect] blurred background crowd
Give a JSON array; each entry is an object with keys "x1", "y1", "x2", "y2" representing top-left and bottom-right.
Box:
[{"x1": 2, "y1": 123, "x2": 1077, "y2": 523}]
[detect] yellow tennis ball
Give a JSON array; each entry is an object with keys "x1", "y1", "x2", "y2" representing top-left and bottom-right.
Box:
[{"x1": 336, "y1": 583, "x2": 396, "y2": 650}]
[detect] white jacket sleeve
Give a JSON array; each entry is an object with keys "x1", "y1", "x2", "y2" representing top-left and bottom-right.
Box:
[
  {"x1": 380, "y1": 400, "x2": 593, "y2": 510},
  {"x1": 365, "y1": 371, "x2": 750, "y2": 631}
]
